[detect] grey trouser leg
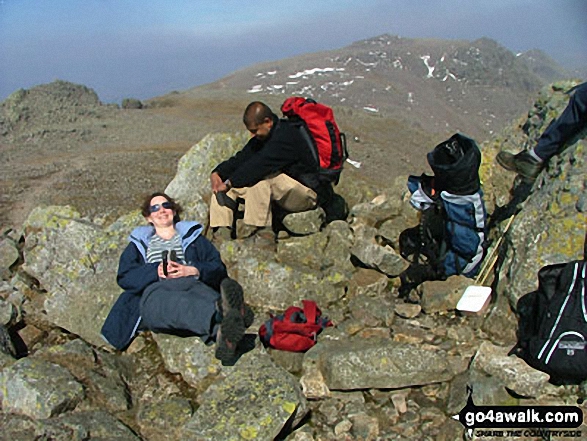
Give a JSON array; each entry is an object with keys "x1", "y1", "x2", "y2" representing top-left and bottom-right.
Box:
[{"x1": 140, "y1": 278, "x2": 220, "y2": 339}]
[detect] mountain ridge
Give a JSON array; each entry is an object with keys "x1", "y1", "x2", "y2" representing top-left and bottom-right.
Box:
[{"x1": 0, "y1": 35, "x2": 577, "y2": 230}]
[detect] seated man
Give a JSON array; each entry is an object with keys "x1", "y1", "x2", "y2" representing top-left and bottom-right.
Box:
[
  {"x1": 209, "y1": 101, "x2": 323, "y2": 238},
  {"x1": 496, "y1": 81, "x2": 587, "y2": 180}
]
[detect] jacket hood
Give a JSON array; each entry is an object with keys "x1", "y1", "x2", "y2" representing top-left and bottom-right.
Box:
[{"x1": 129, "y1": 221, "x2": 203, "y2": 261}]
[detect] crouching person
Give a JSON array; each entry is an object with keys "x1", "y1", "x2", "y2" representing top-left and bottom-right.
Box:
[{"x1": 101, "y1": 192, "x2": 253, "y2": 364}]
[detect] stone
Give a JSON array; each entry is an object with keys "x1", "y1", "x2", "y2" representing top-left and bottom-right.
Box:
[
  {"x1": 152, "y1": 333, "x2": 222, "y2": 389},
  {"x1": 351, "y1": 236, "x2": 408, "y2": 277},
  {"x1": 304, "y1": 339, "x2": 455, "y2": 390},
  {"x1": 282, "y1": 207, "x2": 325, "y2": 235},
  {"x1": 346, "y1": 268, "x2": 389, "y2": 298},
  {"x1": 137, "y1": 396, "x2": 193, "y2": 441},
  {"x1": 420, "y1": 275, "x2": 471, "y2": 314},
  {"x1": 182, "y1": 353, "x2": 308, "y2": 441},
  {"x1": 0, "y1": 238, "x2": 19, "y2": 276},
  {"x1": 395, "y1": 302, "x2": 422, "y2": 319},
  {"x1": 471, "y1": 341, "x2": 550, "y2": 398},
  {"x1": 0, "y1": 357, "x2": 84, "y2": 419}
]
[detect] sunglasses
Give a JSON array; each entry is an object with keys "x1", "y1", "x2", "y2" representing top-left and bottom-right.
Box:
[{"x1": 149, "y1": 201, "x2": 174, "y2": 213}]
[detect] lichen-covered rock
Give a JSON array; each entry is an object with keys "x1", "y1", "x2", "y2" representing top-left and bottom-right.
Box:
[
  {"x1": 471, "y1": 341, "x2": 550, "y2": 398},
  {"x1": 420, "y1": 276, "x2": 471, "y2": 314},
  {"x1": 152, "y1": 333, "x2": 222, "y2": 389},
  {"x1": 165, "y1": 132, "x2": 249, "y2": 221},
  {"x1": 282, "y1": 208, "x2": 325, "y2": 235},
  {"x1": 21, "y1": 205, "x2": 123, "y2": 347},
  {"x1": 0, "y1": 358, "x2": 84, "y2": 419},
  {"x1": 482, "y1": 81, "x2": 587, "y2": 309},
  {"x1": 219, "y1": 240, "x2": 343, "y2": 310},
  {"x1": 0, "y1": 238, "x2": 19, "y2": 277},
  {"x1": 137, "y1": 396, "x2": 193, "y2": 441},
  {"x1": 304, "y1": 339, "x2": 455, "y2": 390},
  {"x1": 181, "y1": 352, "x2": 308, "y2": 441}
]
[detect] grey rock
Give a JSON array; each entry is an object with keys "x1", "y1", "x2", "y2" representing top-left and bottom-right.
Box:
[
  {"x1": 348, "y1": 295, "x2": 395, "y2": 327},
  {"x1": 137, "y1": 396, "x2": 193, "y2": 441},
  {"x1": 351, "y1": 226, "x2": 408, "y2": 277},
  {"x1": 0, "y1": 357, "x2": 84, "y2": 419},
  {"x1": 395, "y1": 302, "x2": 422, "y2": 319},
  {"x1": 420, "y1": 275, "x2": 471, "y2": 314},
  {"x1": 165, "y1": 132, "x2": 249, "y2": 221},
  {"x1": 348, "y1": 193, "x2": 404, "y2": 227},
  {"x1": 42, "y1": 410, "x2": 141, "y2": 440},
  {"x1": 447, "y1": 370, "x2": 518, "y2": 415},
  {"x1": 347, "y1": 269, "x2": 389, "y2": 303},
  {"x1": 282, "y1": 207, "x2": 325, "y2": 235},
  {"x1": 21, "y1": 206, "x2": 124, "y2": 348},
  {"x1": 0, "y1": 238, "x2": 19, "y2": 276},
  {"x1": 152, "y1": 333, "x2": 222, "y2": 389},
  {"x1": 219, "y1": 240, "x2": 342, "y2": 310},
  {"x1": 182, "y1": 352, "x2": 308, "y2": 441},
  {"x1": 0, "y1": 297, "x2": 16, "y2": 326},
  {"x1": 471, "y1": 341, "x2": 550, "y2": 398},
  {"x1": 0, "y1": 323, "x2": 16, "y2": 357},
  {"x1": 304, "y1": 339, "x2": 455, "y2": 390}
]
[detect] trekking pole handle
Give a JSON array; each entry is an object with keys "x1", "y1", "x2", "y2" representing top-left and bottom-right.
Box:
[{"x1": 475, "y1": 214, "x2": 515, "y2": 285}]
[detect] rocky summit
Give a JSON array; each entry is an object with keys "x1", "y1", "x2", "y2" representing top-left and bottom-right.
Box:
[{"x1": 0, "y1": 81, "x2": 586, "y2": 440}]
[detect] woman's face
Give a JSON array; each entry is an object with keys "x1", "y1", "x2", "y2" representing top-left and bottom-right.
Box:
[{"x1": 145, "y1": 195, "x2": 175, "y2": 229}]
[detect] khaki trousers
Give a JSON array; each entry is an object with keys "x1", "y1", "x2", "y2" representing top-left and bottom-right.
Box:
[{"x1": 209, "y1": 174, "x2": 317, "y2": 228}]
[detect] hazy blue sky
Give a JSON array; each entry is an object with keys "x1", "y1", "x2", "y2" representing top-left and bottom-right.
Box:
[{"x1": 1, "y1": 0, "x2": 586, "y2": 103}]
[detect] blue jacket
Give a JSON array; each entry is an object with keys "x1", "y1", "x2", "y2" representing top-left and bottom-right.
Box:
[{"x1": 101, "y1": 221, "x2": 227, "y2": 350}]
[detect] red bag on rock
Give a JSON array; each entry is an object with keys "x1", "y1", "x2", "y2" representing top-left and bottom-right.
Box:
[{"x1": 258, "y1": 300, "x2": 332, "y2": 352}]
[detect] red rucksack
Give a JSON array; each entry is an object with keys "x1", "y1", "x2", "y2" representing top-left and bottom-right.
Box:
[
  {"x1": 281, "y1": 97, "x2": 348, "y2": 185},
  {"x1": 258, "y1": 300, "x2": 333, "y2": 352}
]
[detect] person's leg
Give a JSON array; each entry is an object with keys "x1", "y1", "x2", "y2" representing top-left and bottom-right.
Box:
[
  {"x1": 209, "y1": 189, "x2": 239, "y2": 228},
  {"x1": 215, "y1": 278, "x2": 249, "y2": 364},
  {"x1": 496, "y1": 82, "x2": 587, "y2": 180},
  {"x1": 140, "y1": 279, "x2": 221, "y2": 339},
  {"x1": 533, "y1": 82, "x2": 587, "y2": 161},
  {"x1": 268, "y1": 174, "x2": 317, "y2": 213}
]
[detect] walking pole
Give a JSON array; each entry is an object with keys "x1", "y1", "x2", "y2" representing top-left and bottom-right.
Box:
[{"x1": 475, "y1": 214, "x2": 516, "y2": 286}]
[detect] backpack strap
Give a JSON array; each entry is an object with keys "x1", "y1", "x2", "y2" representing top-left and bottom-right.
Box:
[{"x1": 302, "y1": 300, "x2": 318, "y2": 324}]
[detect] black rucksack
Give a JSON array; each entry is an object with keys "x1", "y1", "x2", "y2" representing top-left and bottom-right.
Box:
[{"x1": 511, "y1": 257, "x2": 587, "y2": 384}]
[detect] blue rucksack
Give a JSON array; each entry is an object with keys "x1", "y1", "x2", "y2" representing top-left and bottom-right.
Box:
[{"x1": 399, "y1": 134, "x2": 487, "y2": 298}]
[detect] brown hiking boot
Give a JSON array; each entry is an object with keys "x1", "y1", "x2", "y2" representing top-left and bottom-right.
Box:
[{"x1": 496, "y1": 150, "x2": 544, "y2": 181}]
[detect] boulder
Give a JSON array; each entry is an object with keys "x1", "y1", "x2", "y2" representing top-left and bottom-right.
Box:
[
  {"x1": 0, "y1": 358, "x2": 84, "y2": 419},
  {"x1": 303, "y1": 339, "x2": 455, "y2": 390},
  {"x1": 471, "y1": 341, "x2": 550, "y2": 398},
  {"x1": 21, "y1": 206, "x2": 131, "y2": 348},
  {"x1": 165, "y1": 132, "x2": 249, "y2": 221},
  {"x1": 181, "y1": 352, "x2": 308, "y2": 441}
]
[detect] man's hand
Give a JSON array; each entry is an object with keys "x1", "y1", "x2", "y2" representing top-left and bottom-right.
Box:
[{"x1": 210, "y1": 172, "x2": 230, "y2": 194}]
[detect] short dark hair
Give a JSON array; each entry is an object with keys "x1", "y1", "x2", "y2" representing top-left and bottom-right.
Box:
[
  {"x1": 141, "y1": 192, "x2": 183, "y2": 223},
  {"x1": 243, "y1": 101, "x2": 274, "y2": 127}
]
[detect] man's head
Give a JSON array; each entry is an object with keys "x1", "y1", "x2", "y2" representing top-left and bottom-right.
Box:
[{"x1": 243, "y1": 101, "x2": 274, "y2": 141}]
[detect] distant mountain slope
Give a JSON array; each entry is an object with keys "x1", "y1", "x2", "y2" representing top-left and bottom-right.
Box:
[
  {"x1": 516, "y1": 49, "x2": 572, "y2": 83},
  {"x1": 194, "y1": 34, "x2": 571, "y2": 140}
]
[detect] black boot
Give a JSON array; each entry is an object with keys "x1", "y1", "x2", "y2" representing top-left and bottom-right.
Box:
[{"x1": 496, "y1": 150, "x2": 544, "y2": 180}]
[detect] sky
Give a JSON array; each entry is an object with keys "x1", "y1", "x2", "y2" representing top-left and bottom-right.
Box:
[{"x1": 0, "y1": 0, "x2": 586, "y2": 103}]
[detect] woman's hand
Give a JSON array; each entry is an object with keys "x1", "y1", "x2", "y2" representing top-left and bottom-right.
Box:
[{"x1": 160, "y1": 261, "x2": 199, "y2": 279}]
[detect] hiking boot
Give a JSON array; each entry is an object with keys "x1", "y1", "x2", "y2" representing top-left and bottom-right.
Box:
[
  {"x1": 215, "y1": 278, "x2": 248, "y2": 364},
  {"x1": 216, "y1": 278, "x2": 254, "y2": 327},
  {"x1": 243, "y1": 304, "x2": 255, "y2": 329},
  {"x1": 496, "y1": 150, "x2": 544, "y2": 181},
  {"x1": 211, "y1": 227, "x2": 233, "y2": 243}
]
